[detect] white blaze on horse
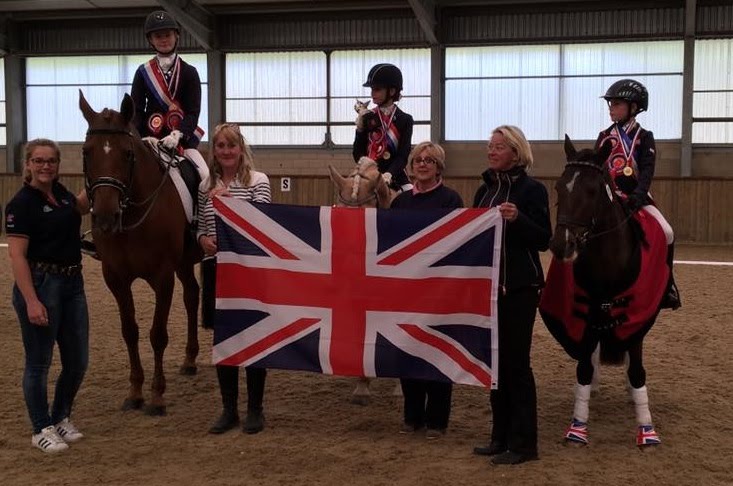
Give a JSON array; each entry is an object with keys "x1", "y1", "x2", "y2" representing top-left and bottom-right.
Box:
[
  {"x1": 540, "y1": 135, "x2": 669, "y2": 448},
  {"x1": 328, "y1": 157, "x2": 400, "y2": 404}
]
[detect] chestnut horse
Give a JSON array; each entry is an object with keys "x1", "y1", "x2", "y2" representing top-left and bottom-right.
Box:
[
  {"x1": 540, "y1": 135, "x2": 662, "y2": 447},
  {"x1": 328, "y1": 157, "x2": 399, "y2": 404},
  {"x1": 79, "y1": 92, "x2": 201, "y2": 415}
]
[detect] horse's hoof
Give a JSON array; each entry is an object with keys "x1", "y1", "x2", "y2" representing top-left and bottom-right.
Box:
[
  {"x1": 564, "y1": 439, "x2": 588, "y2": 448},
  {"x1": 351, "y1": 395, "x2": 370, "y2": 406},
  {"x1": 144, "y1": 404, "x2": 167, "y2": 416},
  {"x1": 179, "y1": 365, "x2": 197, "y2": 376},
  {"x1": 121, "y1": 398, "x2": 144, "y2": 411}
]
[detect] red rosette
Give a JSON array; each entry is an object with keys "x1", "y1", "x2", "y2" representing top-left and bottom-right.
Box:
[
  {"x1": 166, "y1": 109, "x2": 184, "y2": 130},
  {"x1": 147, "y1": 113, "x2": 164, "y2": 136}
]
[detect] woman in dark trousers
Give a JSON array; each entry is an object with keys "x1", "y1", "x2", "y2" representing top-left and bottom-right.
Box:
[
  {"x1": 197, "y1": 124, "x2": 272, "y2": 435},
  {"x1": 471, "y1": 125, "x2": 551, "y2": 465},
  {"x1": 391, "y1": 141, "x2": 463, "y2": 439},
  {"x1": 6, "y1": 139, "x2": 91, "y2": 453}
]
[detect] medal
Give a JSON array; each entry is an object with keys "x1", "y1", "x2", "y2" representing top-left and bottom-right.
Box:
[
  {"x1": 623, "y1": 166, "x2": 633, "y2": 177},
  {"x1": 147, "y1": 113, "x2": 164, "y2": 136},
  {"x1": 383, "y1": 151, "x2": 391, "y2": 160}
]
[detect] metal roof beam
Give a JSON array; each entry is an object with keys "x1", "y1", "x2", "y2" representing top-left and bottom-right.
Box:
[
  {"x1": 408, "y1": 0, "x2": 438, "y2": 45},
  {"x1": 156, "y1": 0, "x2": 215, "y2": 50}
]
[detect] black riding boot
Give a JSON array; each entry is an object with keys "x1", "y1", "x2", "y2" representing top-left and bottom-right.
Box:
[
  {"x1": 243, "y1": 367, "x2": 267, "y2": 434},
  {"x1": 661, "y1": 243, "x2": 681, "y2": 310},
  {"x1": 201, "y1": 257, "x2": 217, "y2": 329},
  {"x1": 209, "y1": 365, "x2": 240, "y2": 434}
]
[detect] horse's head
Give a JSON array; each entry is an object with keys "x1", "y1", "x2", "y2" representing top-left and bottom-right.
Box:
[
  {"x1": 328, "y1": 157, "x2": 391, "y2": 209},
  {"x1": 549, "y1": 135, "x2": 615, "y2": 260},
  {"x1": 79, "y1": 91, "x2": 137, "y2": 233}
]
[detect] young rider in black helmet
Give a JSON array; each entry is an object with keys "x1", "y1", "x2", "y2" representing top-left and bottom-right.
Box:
[
  {"x1": 353, "y1": 63, "x2": 414, "y2": 192},
  {"x1": 595, "y1": 78, "x2": 680, "y2": 310},
  {"x1": 131, "y1": 10, "x2": 209, "y2": 181}
]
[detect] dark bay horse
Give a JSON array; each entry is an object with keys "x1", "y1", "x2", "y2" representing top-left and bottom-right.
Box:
[
  {"x1": 539, "y1": 135, "x2": 664, "y2": 448},
  {"x1": 328, "y1": 157, "x2": 398, "y2": 404},
  {"x1": 79, "y1": 92, "x2": 201, "y2": 415}
]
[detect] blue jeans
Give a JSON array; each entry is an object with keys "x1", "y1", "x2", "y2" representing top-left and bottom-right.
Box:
[{"x1": 12, "y1": 269, "x2": 89, "y2": 434}]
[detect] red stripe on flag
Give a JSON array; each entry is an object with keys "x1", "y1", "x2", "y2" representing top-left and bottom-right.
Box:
[
  {"x1": 398, "y1": 323, "x2": 492, "y2": 387},
  {"x1": 377, "y1": 209, "x2": 485, "y2": 266},
  {"x1": 213, "y1": 197, "x2": 298, "y2": 260},
  {"x1": 218, "y1": 317, "x2": 321, "y2": 366}
]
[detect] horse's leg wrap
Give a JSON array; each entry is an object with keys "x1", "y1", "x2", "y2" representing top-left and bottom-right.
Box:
[
  {"x1": 630, "y1": 385, "x2": 652, "y2": 425},
  {"x1": 573, "y1": 383, "x2": 592, "y2": 423},
  {"x1": 565, "y1": 384, "x2": 592, "y2": 444},
  {"x1": 632, "y1": 385, "x2": 661, "y2": 446}
]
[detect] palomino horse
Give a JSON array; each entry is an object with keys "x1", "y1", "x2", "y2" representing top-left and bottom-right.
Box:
[
  {"x1": 328, "y1": 157, "x2": 398, "y2": 404},
  {"x1": 79, "y1": 92, "x2": 201, "y2": 415},
  {"x1": 539, "y1": 135, "x2": 666, "y2": 448}
]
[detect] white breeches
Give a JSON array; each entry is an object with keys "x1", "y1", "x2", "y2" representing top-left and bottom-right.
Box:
[
  {"x1": 184, "y1": 148, "x2": 210, "y2": 182},
  {"x1": 641, "y1": 204, "x2": 674, "y2": 245}
]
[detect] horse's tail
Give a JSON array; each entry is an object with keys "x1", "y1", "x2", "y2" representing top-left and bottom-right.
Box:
[{"x1": 599, "y1": 337, "x2": 625, "y2": 365}]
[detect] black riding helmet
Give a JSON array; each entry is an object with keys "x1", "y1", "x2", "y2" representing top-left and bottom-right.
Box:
[
  {"x1": 144, "y1": 10, "x2": 180, "y2": 37},
  {"x1": 363, "y1": 63, "x2": 403, "y2": 90},
  {"x1": 602, "y1": 79, "x2": 649, "y2": 114}
]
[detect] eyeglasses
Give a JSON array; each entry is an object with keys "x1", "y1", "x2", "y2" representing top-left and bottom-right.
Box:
[
  {"x1": 29, "y1": 157, "x2": 59, "y2": 166},
  {"x1": 413, "y1": 157, "x2": 437, "y2": 166},
  {"x1": 214, "y1": 123, "x2": 241, "y2": 132}
]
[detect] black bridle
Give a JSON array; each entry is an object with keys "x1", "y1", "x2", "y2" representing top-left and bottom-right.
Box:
[
  {"x1": 84, "y1": 128, "x2": 171, "y2": 231},
  {"x1": 556, "y1": 161, "x2": 631, "y2": 247}
]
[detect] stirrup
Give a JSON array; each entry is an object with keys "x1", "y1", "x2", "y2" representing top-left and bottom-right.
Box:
[{"x1": 80, "y1": 231, "x2": 100, "y2": 261}]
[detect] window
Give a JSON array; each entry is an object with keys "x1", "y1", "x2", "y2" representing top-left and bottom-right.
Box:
[
  {"x1": 693, "y1": 39, "x2": 733, "y2": 143},
  {"x1": 26, "y1": 55, "x2": 209, "y2": 142},
  {"x1": 226, "y1": 52, "x2": 326, "y2": 145},
  {"x1": 0, "y1": 57, "x2": 5, "y2": 146},
  {"x1": 225, "y1": 48, "x2": 431, "y2": 146},
  {"x1": 445, "y1": 41, "x2": 683, "y2": 141},
  {"x1": 330, "y1": 49, "x2": 431, "y2": 145}
]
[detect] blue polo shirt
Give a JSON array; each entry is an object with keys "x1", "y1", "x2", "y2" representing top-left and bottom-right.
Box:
[{"x1": 5, "y1": 181, "x2": 82, "y2": 266}]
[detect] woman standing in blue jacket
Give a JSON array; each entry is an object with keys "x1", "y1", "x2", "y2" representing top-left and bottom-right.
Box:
[{"x1": 471, "y1": 125, "x2": 551, "y2": 465}]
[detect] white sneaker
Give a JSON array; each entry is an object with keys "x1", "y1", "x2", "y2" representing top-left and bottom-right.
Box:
[
  {"x1": 32, "y1": 426, "x2": 69, "y2": 453},
  {"x1": 55, "y1": 418, "x2": 84, "y2": 442}
]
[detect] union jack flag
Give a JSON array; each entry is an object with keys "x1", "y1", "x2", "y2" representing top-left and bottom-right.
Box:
[{"x1": 211, "y1": 197, "x2": 502, "y2": 388}]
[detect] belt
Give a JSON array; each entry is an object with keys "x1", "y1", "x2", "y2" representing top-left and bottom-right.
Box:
[{"x1": 29, "y1": 261, "x2": 83, "y2": 277}]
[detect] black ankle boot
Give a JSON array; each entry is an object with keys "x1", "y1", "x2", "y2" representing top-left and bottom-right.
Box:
[
  {"x1": 243, "y1": 409, "x2": 265, "y2": 434},
  {"x1": 661, "y1": 244, "x2": 681, "y2": 310},
  {"x1": 209, "y1": 409, "x2": 239, "y2": 434}
]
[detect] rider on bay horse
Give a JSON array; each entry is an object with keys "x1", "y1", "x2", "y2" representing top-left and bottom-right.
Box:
[
  {"x1": 595, "y1": 78, "x2": 680, "y2": 310},
  {"x1": 131, "y1": 10, "x2": 209, "y2": 184},
  {"x1": 353, "y1": 63, "x2": 414, "y2": 193}
]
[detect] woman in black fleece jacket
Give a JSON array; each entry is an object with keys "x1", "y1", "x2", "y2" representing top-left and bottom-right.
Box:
[{"x1": 471, "y1": 125, "x2": 551, "y2": 465}]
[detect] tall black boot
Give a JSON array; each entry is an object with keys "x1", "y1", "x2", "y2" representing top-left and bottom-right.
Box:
[
  {"x1": 661, "y1": 243, "x2": 681, "y2": 310},
  {"x1": 243, "y1": 367, "x2": 267, "y2": 434},
  {"x1": 209, "y1": 365, "x2": 240, "y2": 434},
  {"x1": 200, "y1": 257, "x2": 217, "y2": 329}
]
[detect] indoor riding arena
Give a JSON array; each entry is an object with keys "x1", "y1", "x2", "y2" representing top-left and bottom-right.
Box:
[{"x1": 1, "y1": 1, "x2": 731, "y2": 485}]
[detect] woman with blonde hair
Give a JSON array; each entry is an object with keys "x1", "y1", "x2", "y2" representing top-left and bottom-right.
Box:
[
  {"x1": 197, "y1": 123, "x2": 271, "y2": 435},
  {"x1": 471, "y1": 125, "x2": 551, "y2": 465}
]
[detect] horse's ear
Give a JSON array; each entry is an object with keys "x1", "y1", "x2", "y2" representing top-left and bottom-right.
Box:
[
  {"x1": 376, "y1": 175, "x2": 391, "y2": 209},
  {"x1": 597, "y1": 138, "x2": 613, "y2": 165},
  {"x1": 79, "y1": 90, "x2": 96, "y2": 123},
  {"x1": 120, "y1": 94, "x2": 135, "y2": 125},
  {"x1": 563, "y1": 134, "x2": 577, "y2": 161},
  {"x1": 328, "y1": 165, "x2": 348, "y2": 191}
]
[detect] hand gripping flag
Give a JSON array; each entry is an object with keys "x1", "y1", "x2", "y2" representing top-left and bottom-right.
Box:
[{"x1": 211, "y1": 198, "x2": 502, "y2": 388}]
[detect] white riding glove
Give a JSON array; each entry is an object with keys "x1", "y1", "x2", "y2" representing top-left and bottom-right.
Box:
[
  {"x1": 382, "y1": 172, "x2": 393, "y2": 186},
  {"x1": 161, "y1": 130, "x2": 183, "y2": 150}
]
